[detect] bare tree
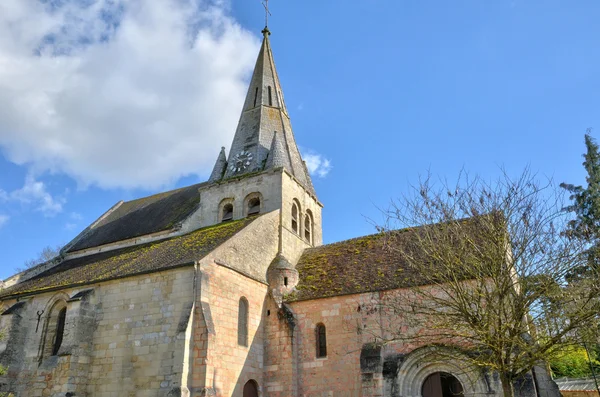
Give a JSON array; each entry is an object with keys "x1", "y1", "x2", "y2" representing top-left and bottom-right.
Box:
[
  {"x1": 17, "y1": 245, "x2": 62, "y2": 273},
  {"x1": 374, "y1": 169, "x2": 599, "y2": 397}
]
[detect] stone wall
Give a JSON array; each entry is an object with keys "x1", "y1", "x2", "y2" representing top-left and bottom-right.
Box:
[
  {"x1": 192, "y1": 171, "x2": 283, "y2": 230},
  {"x1": 280, "y1": 171, "x2": 323, "y2": 264},
  {"x1": 187, "y1": 261, "x2": 269, "y2": 396},
  {"x1": 0, "y1": 267, "x2": 196, "y2": 397},
  {"x1": 272, "y1": 289, "x2": 505, "y2": 397}
]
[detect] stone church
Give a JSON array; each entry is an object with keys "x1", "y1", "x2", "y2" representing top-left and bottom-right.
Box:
[{"x1": 0, "y1": 27, "x2": 556, "y2": 397}]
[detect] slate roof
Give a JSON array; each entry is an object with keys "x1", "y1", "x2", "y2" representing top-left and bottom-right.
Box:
[
  {"x1": 67, "y1": 183, "x2": 206, "y2": 252},
  {"x1": 554, "y1": 378, "x2": 600, "y2": 392},
  {"x1": 214, "y1": 30, "x2": 316, "y2": 195},
  {"x1": 0, "y1": 217, "x2": 255, "y2": 300}
]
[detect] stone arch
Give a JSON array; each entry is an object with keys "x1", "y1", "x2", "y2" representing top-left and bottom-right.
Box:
[
  {"x1": 304, "y1": 209, "x2": 314, "y2": 244},
  {"x1": 291, "y1": 199, "x2": 301, "y2": 234},
  {"x1": 244, "y1": 192, "x2": 263, "y2": 217},
  {"x1": 396, "y1": 346, "x2": 490, "y2": 397},
  {"x1": 39, "y1": 292, "x2": 70, "y2": 361},
  {"x1": 219, "y1": 197, "x2": 235, "y2": 222}
]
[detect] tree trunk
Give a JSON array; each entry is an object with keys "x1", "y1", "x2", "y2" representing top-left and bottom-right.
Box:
[{"x1": 500, "y1": 375, "x2": 515, "y2": 397}]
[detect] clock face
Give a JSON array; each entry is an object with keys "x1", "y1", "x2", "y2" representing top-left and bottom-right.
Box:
[{"x1": 229, "y1": 150, "x2": 253, "y2": 173}]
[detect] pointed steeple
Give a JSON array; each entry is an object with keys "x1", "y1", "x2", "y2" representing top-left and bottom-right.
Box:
[
  {"x1": 217, "y1": 28, "x2": 316, "y2": 195},
  {"x1": 209, "y1": 147, "x2": 227, "y2": 182}
]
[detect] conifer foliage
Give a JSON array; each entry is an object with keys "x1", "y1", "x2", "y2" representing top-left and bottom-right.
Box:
[{"x1": 561, "y1": 130, "x2": 600, "y2": 280}]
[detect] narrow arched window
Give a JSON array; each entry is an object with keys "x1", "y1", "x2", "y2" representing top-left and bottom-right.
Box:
[
  {"x1": 316, "y1": 323, "x2": 327, "y2": 358},
  {"x1": 222, "y1": 203, "x2": 233, "y2": 222},
  {"x1": 41, "y1": 300, "x2": 68, "y2": 360},
  {"x1": 304, "y1": 213, "x2": 312, "y2": 243},
  {"x1": 292, "y1": 203, "x2": 299, "y2": 233},
  {"x1": 268, "y1": 86, "x2": 272, "y2": 106},
  {"x1": 253, "y1": 87, "x2": 259, "y2": 107},
  {"x1": 238, "y1": 297, "x2": 249, "y2": 347},
  {"x1": 52, "y1": 307, "x2": 67, "y2": 355},
  {"x1": 248, "y1": 197, "x2": 260, "y2": 215}
]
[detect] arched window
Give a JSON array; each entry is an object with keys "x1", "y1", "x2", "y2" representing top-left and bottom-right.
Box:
[
  {"x1": 268, "y1": 86, "x2": 273, "y2": 106},
  {"x1": 316, "y1": 323, "x2": 327, "y2": 358},
  {"x1": 291, "y1": 202, "x2": 299, "y2": 233},
  {"x1": 42, "y1": 300, "x2": 67, "y2": 359},
  {"x1": 53, "y1": 307, "x2": 67, "y2": 355},
  {"x1": 253, "y1": 87, "x2": 259, "y2": 107},
  {"x1": 222, "y1": 203, "x2": 233, "y2": 222},
  {"x1": 238, "y1": 297, "x2": 249, "y2": 347},
  {"x1": 304, "y1": 211, "x2": 313, "y2": 243},
  {"x1": 247, "y1": 197, "x2": 261, "y2": 215}
]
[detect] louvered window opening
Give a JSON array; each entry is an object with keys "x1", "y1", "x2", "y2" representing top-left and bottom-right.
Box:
[
  {"x1": 268, "y1": 86, "x2": 273, "y2": 106},
  {"x1": 304, "y1": 214, "x2": 311, "y2": 243},
  {"x1": 292, "y1": 203, "x2": 299, "y2": 233},
  {"x1": 248, "y1": 198, "x2": 261, "y2": 215},
  {"x1": 222, "y1": 203, "x2": 233, "y2": 222}
]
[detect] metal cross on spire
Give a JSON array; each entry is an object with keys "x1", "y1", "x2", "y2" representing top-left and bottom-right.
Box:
[{"x1": 262, "y1": 0, "x2": 272, "y2": 28}]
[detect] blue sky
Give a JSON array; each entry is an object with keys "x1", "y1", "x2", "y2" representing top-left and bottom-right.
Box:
[{"x1": 0, "y1": 0, "x2": 598, "y2": 280}]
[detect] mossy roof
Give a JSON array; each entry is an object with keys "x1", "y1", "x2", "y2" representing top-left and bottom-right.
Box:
[
  {"x1": 0, "y1": 217, "x2": 255, "y2": 300},
  {"x1": 287, "y1": 232, "x2": 413, "y2": 302},
  {"x1": 67, "y1": 182, "x2": 207, "y2": 252},
  {"x1": 288, "y1": 222, "x2": 486, "y2": 302}
]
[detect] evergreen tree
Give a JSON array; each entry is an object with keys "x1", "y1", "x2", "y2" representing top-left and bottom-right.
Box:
[{"x1": 561, "y1": 130, "x2": 600, "y2": 280}]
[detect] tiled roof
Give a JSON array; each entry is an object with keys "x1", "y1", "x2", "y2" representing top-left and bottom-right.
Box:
[
  {"x1": 0, "y1": 217, "x2": 255, "y2": 300},
  {"x1": 67, "y1": 183, "x2": 206, "y2": 252},
  {"x1": 288, "y1": 217, "x2": 489, "y2": 302},
  {"x1": 287, "y1": 232, "x2": 416, "y2": 302}
]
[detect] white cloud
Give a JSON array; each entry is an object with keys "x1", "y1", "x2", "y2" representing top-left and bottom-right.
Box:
[
  {"x1": 70, "y1": 212, "x2": 83, "y2": 221},
  {"x1": 9, "y1": 174, "x2": 65, "y2": 216},
  {"x1": 303, "y1": 151, "x2": 332, "y2": 178},
  {"x1": 0, "y1": 0, "x2": 260, "y2": 189},
  {"x1": 0, "y1": 214, "x2": 8, "y2": 228}
]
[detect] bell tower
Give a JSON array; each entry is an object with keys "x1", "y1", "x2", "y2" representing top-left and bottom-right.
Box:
[
  {"x1": 204, "y1": 27, "x2": 322, "y2": 263},
  {"x1": 209, "y1": 28, "x2": 314, "y2": 194}
]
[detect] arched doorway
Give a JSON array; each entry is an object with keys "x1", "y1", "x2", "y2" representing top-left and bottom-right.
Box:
[
  {"x1": 243, "y1": 380, "x2": 259, "y2": 397},
  {"x1": 422, "y1": 372, "x2": 464, "y2": 397}
]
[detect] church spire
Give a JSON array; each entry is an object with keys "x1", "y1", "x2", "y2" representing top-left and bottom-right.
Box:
[{"x1": 216, "y1": 29, "x2": 316, "y2": 195}]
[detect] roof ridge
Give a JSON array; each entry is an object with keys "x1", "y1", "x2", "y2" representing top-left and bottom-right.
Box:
[{"x1": 122, "y1": 182, "x2": 205, "y2": 205}]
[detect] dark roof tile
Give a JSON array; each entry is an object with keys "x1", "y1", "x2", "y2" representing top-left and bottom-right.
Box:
[{"x1": 68, "y1": 183, "x2": 206, "y2": 252}]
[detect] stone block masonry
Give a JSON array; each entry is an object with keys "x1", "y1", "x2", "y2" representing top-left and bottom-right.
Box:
[{"x1": 0, "y1": 267, "x2": 196, "y2": 397}]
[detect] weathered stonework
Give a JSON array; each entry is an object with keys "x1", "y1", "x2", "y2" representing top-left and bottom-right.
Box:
[{"x1": 0, "y1": 22, "x2": 559, "y2": 397}]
